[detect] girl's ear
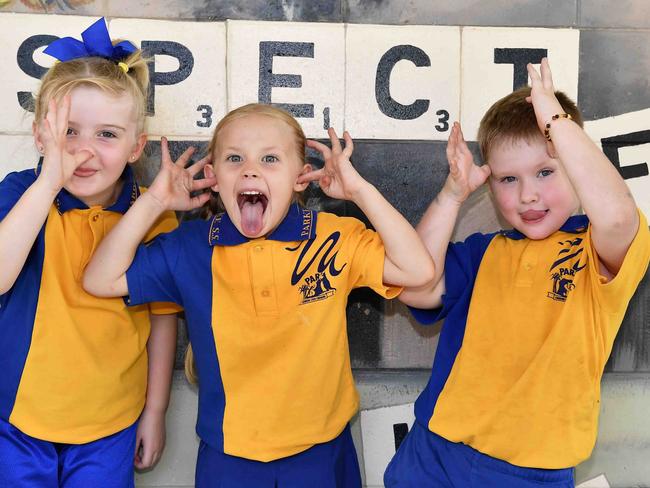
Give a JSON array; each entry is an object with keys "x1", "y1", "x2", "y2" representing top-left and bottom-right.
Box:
[
  {"x1": 32, "y1": 121, "x2": 44, "y2": 154},
  {"x1": 128, "y1": 133, "x2": 148, "y2": 164},
  {"x1": 204, "y1": 163, "x2": 219, "y2": 192},
  {"x1": 294, "y1": 164, "x2": 312, "y2": 192}
]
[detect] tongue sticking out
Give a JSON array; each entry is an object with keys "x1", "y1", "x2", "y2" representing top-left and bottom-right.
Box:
[
  {"x1": 521, "y1": 209, "x2": 546, "y2": 222},
  {"x1": 241, "y1": 199, "x2": 265, "y2": 235}
]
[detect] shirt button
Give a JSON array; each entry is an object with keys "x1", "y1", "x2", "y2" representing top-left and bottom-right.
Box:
[
  {"x1": 261, "y1": 289, "x2": 270, "y2": 297},
  {"x1": 92, "y1": 214, "x2": 100, "y2": 222},
  {"x1": 524, "y1": 263, "x2": 532, "y2": 270},
  {"x1": 254, "y1": 245, "x2": 263, "y2": 252}
]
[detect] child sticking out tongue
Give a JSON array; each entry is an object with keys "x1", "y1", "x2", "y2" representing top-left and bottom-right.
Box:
[{"x1": 239, "y1": 192, "x2": 266, "y2": 236}]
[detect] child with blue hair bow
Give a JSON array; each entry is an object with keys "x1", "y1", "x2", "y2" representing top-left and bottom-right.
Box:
[{"x1": 0, "y1": 18, "x2": 201, "y2": 487}]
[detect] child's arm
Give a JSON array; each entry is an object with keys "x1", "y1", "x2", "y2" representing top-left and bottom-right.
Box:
[
  {"x1": 83, "y1": 139, "x2": 215, "y2": 298},
  {"x1": 300, "y1": 128, "x2": 435, "y2": 288},
  {"x1": 0, "y1": 96, "x2": 92, "y2": 294},
  {"x1": 399, "y1": 123, "x2": 491, "y2": 309},
  {"x1": 528, "y1": 59, "x2": 639, "y2": 278},
  {"x1": 134, "y1": 312, "x2": 177, "y2": 470}
]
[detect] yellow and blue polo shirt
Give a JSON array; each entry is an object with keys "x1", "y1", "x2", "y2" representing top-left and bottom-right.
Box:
[
  {"x1": 410, "y1": 211, "x2": 650, "y2": 468},
  {"x1": 0, "y1": 165, "x2": 179, "y2": 444},
  {"x1": 126, "y1": 203, "x2": 400, "y2": 462}
]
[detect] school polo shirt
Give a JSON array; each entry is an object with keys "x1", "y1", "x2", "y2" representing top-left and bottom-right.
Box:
[
  {"x1": 0, "y1": 166, "x2": 179, "y2": 443},
  {"x1": 411, "y1": 211, "x2": 650, "y2": 468},
  {"x1": 126, "y1": 203, "x2": 400, "y2": 461}
]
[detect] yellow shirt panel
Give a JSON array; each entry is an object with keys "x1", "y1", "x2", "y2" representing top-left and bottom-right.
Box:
[
  {"x1": 430, "y1": 211, "x2": 649, "y2": 468},
  {"x1": 214, "y1": 213, "x2": 398, "y2": 461},
  {"x1": 10, "y1": 205, "x2": 178, "y2": 443}
]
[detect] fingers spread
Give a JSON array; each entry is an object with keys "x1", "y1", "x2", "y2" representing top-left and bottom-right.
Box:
[{"x1": 176, "y1": 145, "x2": 197, "y2": 168}]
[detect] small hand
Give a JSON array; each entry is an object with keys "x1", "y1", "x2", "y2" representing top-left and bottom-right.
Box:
[
  {"x1": 38, "y1": 96, "x2": 93, "y2": 193},
  {"x1": 442, "y1": 122, "x2": 490, "y2": 204},
  {"x1": 146, "y1": 137, "x2": 217, "y2": 211},
  {"x1": 299, "y1": 128, "x2": 368, "y2": 201},
  {"x1": 134, "y1": 408, "x2": 165, "y2": 470},
  {"x1": 526, "y1": 58, "x2": 565, "y2": 134}
]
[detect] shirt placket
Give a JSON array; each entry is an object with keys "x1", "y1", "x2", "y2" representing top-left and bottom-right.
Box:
[{"x1": 249, "y1": 242, "x2": 278, "y2": 315}]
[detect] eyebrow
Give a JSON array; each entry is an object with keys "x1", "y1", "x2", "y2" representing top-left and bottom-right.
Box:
[{"x1": 67, "y1": 121, "x2": 127, "y2": 131}]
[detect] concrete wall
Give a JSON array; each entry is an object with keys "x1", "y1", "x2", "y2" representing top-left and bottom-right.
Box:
[{"x1": 0, "y1": 1, "x2": 649, "y2": 487}]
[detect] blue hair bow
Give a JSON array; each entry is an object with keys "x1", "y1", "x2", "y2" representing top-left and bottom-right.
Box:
[{"x1": 44, "y1": 17, "x2": 136, "y2": 63}]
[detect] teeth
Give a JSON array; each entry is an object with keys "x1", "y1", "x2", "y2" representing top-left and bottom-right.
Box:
[{"x1": 240, "y1": 191, "x2": 262, "y2": 196}]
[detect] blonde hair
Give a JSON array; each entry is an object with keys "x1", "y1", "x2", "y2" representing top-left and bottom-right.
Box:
[
  {"x1": 477, "y1": 86, "x2": 583, "y2": 163},
  {"x1": 203, "y1": 103, "x2": 308, "y2": 216},
  {"x1": 34, "y1": 44, "x2": 149, "y2": 132}
]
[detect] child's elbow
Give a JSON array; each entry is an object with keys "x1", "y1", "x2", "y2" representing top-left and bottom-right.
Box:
[
  {"x1": 82, "y1": 271, "x2": 105, "y2": 297},
  {"x1": 413, "y1": 258, "x2": 436, "y2": 288}
]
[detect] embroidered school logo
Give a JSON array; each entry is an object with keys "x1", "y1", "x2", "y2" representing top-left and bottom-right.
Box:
[
  {"x1": 287, "y1": 231, "x2": 347, "y2": 305},
  {"x1": 547, "y1": 238, "x2": 586, "y2": 302}
]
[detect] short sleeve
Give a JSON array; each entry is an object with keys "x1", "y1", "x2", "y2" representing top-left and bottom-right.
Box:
[
  {"x1": 0, "y1": 171, "x2": 35, "y2": 221},
  {"x1": 142, "y1": 209, "x2": 183, "y2": 314},
  {"x1": 126, "y1": 230, "x2": 184, "y2": 307},
  {"x1": 586, "y1": 209, "x2": 650, "y2": 312},
  {"x1": 346, "y1": 222, "x2": 401, "y2": 299},
  {"x1": 409, "y1": 232, "x2": 496, "y2": 325}
]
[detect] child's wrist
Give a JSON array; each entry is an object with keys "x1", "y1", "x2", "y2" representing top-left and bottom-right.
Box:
[
  {"x1": 439, "y1": 183, "x2": 466, "y2": 207},
  {"x1": 141, "y1": 191, "x2": 169, "y2": 213},
  {"x1": 349, "y1": 180, "x2": 377, "y2": 205},
  {"x1": 33, "y1": 175, "x2": 62, "y2": 199}
]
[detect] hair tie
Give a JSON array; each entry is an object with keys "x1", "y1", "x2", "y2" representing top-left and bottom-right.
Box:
[
  {"x1": 118, "y1": 62, "x2": 129, "y2": 73},
  {"x1": 43, "y1": 17, "x2": 137, "y2": 64}
]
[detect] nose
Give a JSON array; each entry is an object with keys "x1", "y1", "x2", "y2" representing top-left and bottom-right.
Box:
[
  {"x1": 519, "y1": 178, "x2": 538, "y2": 204},
  {"x1": 241, "y1": 160, "x2": 259, "y2": 178},
  {"x1": 65, "y1": 134, "x2": 95, "y2": 158}
]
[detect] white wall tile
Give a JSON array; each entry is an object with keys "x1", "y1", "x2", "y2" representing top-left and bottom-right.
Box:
[
  {"x1": 346, "y1": 24, "x2": 460, "y2": 141},
  {"x1": 461, "y1": 27, "x2": 580, "y2": 141},
  {"x1": 0, "y1": 135, "x2": 40, "y2": 178},
  {"x1": 360, "y1": 403, "x2": 414, "y2": 487},
  {"x1": 227, "y1": 20, "x2": 344, "y2": 139},
  {"x1": 109, "y1": 18, "x2": 227, "y2": 138},
  {"x1": 0, "y1": 13, "x2": 98, "y2": 134},
  {"x1": 585, "y1": 108, "x2": 650, "y2": 220}
]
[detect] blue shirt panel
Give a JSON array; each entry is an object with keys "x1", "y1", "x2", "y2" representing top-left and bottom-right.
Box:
[
  {"x1": 126, "y1": 219, "x2": 225, "y2": 450},
  {"x1": 409, "y1": 231, "x2": 496, "y2": 426},
  {"x1": 0, "y1": 170, "x2": 44, "y2": 420}
]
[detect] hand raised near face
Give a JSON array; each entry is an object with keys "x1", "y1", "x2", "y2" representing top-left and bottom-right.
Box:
[
  {"x1": 298, "y1": 128, "x2": 369, "y2": 201},
  {"x1": 37, "y1": 96, "x2": 93, "y2": 192},
  {"x1": 526, "y1": 58, "x2": 567, "y2": 135},
  {"x1": 146, "y1": 137, "x2": 216, "y2": 211},
  {"x1": 442, "y1": 122, "x2": 491, "y2": 204}
]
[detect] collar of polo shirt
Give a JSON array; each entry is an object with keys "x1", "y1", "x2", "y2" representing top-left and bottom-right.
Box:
[{"x1": 208, "y1": 203, "x2": 317, "y2": 246}]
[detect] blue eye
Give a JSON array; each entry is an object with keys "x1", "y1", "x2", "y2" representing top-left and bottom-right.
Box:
[
  {"x1": 538, "y1": 169, "x2": 553, "y2": 178},
  {"x1": 226, "y1": 154, "x2": 242, "y2": 163},
  {"x1": 500, "y1": 176, "x2": 516, "y2": 183},
  {"x1": 66, "y1": 127, "x2": 76, "y2": 136},
  {"x1": 99, "y1": 131, "x2": 116, "y2": 138},
  {"x1": 262, "y1": 155, "x2": 278, "y2": 163}
]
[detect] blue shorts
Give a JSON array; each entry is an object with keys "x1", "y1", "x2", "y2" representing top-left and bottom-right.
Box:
[
  {"x1": 195, "y1": 424, "x2": 362, "y2": 488},
  {"x1": 0, "y1": 417, "x2": 137, "y2": 488},
  {"x1": 384, "y1": 421, "x2": 575, "y2": 488}
]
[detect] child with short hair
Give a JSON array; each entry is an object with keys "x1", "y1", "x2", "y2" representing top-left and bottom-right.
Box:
[
  {"x1": 386, "y1": 59, "x2": 650, "y2": 487},
  {"x1": 83, "y1": 102, "x2": 435, "y2": 487},
  {"x1": 0, "y1": 18, "x2": 180, "y2": 486}
]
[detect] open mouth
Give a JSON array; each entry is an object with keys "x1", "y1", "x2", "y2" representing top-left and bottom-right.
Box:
[{"x1": 237, "y1": 190, "x2": 268, "y2": 236}]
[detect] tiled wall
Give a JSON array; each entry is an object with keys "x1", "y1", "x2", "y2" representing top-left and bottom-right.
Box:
[{"x1": 1, "y1": 2, "x2": 649, "y2": 485}]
